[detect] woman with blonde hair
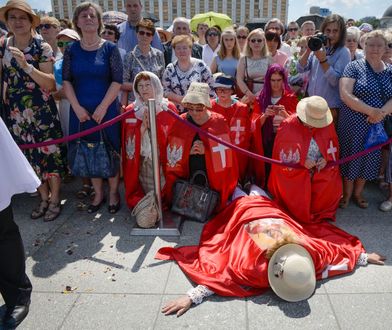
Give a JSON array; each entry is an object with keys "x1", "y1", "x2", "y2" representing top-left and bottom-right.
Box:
[
  {"x1": 236, "y1": 28, "x2": 271, "y2": 104},
  {"x1": 210, "y1": 28, "x2": 240, "y2": 77}
]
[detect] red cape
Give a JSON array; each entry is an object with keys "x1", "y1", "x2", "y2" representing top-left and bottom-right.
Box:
[
  {"x1": 268, "y1": 115, "x2": 342, "y2": 223},
  {"x1": 122, "y1": 102, "x2": 178, "y2": 208},
  {"x1": 164, "y1": 111, "x2": 238, "y2": 211},
  {"x1": 156, "y1": 196, "x2": 364, "y2": 297},
  {"x1": 210, "y1": 98, "x2": 255, "y2": 183}
]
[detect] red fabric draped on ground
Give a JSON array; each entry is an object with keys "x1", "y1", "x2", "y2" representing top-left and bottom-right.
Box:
[{"x1": 156, "y1": 196, "x2": 364, "y2": 297}]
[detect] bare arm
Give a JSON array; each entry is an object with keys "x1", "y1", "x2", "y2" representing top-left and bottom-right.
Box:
[
  {"x1": 92, "y1": 81, "x2": 122, "y2": 124},
  {"x1": 210, "y1": 56, "x2": 217, "y2": 74},
  {"x1": 339, "y1": 77, "x2": 385, "y2": 122},
  {"x1": 236, "y1": 57, "x2": 255, "y2": 100}
]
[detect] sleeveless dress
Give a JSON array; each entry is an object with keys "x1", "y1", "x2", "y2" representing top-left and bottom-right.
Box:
[{"x1": 0, "y1": 37, "x2": 66, "y2": 180}]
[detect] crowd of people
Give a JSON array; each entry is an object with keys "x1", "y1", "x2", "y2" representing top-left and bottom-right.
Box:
[{"x1": 0, "y1": 0, "x2": 392, "y2": 324}]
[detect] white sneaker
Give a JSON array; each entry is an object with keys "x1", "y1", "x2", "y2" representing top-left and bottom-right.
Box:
[{"x1": 379, "y1": 200, "x2": 392, "y2": 212}]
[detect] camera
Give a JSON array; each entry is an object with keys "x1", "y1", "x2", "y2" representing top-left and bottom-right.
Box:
[{"x1": 307, "y1": 33, "x2": 328, "y2": 51}]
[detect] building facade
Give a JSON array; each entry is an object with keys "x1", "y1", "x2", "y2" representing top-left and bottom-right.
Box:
[{"x1": 51, "y1": 0, "x2": 288, "y2": 27}]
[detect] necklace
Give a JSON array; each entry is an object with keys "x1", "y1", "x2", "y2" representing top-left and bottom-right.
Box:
[
  {"x1": 11, "y1": 36, "x2": 33, "y2": 50},
  {"x1": 81, "y1": 37, "x2": 102, "y2": 50}
]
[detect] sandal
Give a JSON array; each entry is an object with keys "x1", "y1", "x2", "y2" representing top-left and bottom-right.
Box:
[
  {"x1": 31, "y1": 200, "x2": 49, "y2": 219},
  {"x1": 76, "y1": 184, "x2": 92, "y2": 199},
  {"x1": 352, "y1": 196, "x2": 369, "y2": 209},
  {"x1": 339, "y1": 197, "x2": 350, "y2": 209},
  {"x1": 44, "y1": 202, "x2": 61, "y2": 222}
]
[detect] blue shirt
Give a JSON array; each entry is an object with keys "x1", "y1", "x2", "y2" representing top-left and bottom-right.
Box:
[
  {"x1": 297, "y1": 46, "x2": 351, "y2": 108},
  {"x1": 117, "y1": 21, "x2": 163, "y2": 53}
]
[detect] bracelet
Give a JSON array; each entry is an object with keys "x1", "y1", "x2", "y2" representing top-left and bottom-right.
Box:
[
  {"x1": 23, "y1": 64, "x2": 34, "y2": 75},
  {"x1": 319, "y1": 59, "x2": 328, "y2": 64}
]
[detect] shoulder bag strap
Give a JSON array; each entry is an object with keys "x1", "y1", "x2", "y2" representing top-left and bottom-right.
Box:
[{"x1": 132, "y1": 50, "x2": 147, "y2": 71}]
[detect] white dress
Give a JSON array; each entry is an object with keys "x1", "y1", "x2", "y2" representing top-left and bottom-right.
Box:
[{"x1": 0, "y1": 117, "x2": 40, "y2": 211}]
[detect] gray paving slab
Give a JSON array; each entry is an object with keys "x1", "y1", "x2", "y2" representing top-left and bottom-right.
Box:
[{"x1": 3, "y1": 180, "x2": 392, "y2": 329}]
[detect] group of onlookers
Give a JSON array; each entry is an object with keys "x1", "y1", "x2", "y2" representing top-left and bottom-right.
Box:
[{"x1": 1, "y1": 0, "x2": 392, "y2": 225}]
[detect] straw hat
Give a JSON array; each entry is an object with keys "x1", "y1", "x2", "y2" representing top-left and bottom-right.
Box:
[
  {"x1": 0, "y1": 0, "x2": 40, "y2": 28},
  {"x1": 156, "y1": 27, "x2": 172, "y2": 42},
  {"x1": 56, "y1": 28, "x2": 80, "y2": 41},
  {"x1": 182, "y1": 82, "x2": 211, "y2": 108},
  {"x1": 268, "y1": 243, "x2": 316, "y2": 302},
  {"x1": 296, "y1": 96, "x2": 333, "y2": 128}
]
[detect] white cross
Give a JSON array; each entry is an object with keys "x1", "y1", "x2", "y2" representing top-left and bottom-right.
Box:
[
  {"x1": 321, "y1": 260, "x2": 348, "y2": 279},
  {"x1": 212, "y1": 143, "x2": 229, "y2": 168},
  {"x1": 327, "y1": 140, "x2": 337, "y2": 161},
  {"x1": 230, "y1": 119, "x2": 245, "y2": 145}
]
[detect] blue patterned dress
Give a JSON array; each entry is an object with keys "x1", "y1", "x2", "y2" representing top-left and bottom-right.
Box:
[
  {"x1": 0, "y1": 37, "x2": 66, "y2": 180},
  {"x1": 338, "y1": 59, "x2": 392, "y2": 180}
]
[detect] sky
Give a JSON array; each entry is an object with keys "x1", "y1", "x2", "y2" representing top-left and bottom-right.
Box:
[{"x1": 0, "y1": 0, "x2": 389, "y2": 22}]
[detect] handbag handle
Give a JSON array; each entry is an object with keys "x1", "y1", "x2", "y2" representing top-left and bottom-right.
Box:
[{"x1": 189, "y1": 170, "x2": 209, "y2": 187}]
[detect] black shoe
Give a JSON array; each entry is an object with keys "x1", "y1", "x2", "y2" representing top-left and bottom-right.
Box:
[
  {"x1": 108, "y1": 201, "x2": 121, "y2": 214},
  {"x1": 87, "y1": 198, "x2": 106, "y2": 213},
  {"x1": 3, "y1": 303, "x2": 30, "y2": 329}
]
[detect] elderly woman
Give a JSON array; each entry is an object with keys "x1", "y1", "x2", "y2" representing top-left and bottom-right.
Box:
[
  {"x1": 339, "y1": 30, "x2": 392, "y2": 210},
  {"x1": 284, "y1": 21, "x2": 300, "y2": 45},
  {"x1": 101, "y1": 24, "x2": 126, "y2": 60},
  {"x1": 269, "y1": 96, "x2": 342, "y2": 223},
  {"x1": 210, "y1": 28, "x2": 241, "y2": 77},
  {"x1": 236, "y1": 28, "x2": 272, "y2": 105},
  {"x1": 162, "y1": 35, "x2": 214, "y2": 113},
  {"x1": 63, "y1": 1, "x2": 123, "y2": 214},
  {"x1": 122, "y1": 18, "x2": 165, "y2": 105},
  {"x1": 235, "y1": 25, "x2": 249, "y2": 53},
  {"x1": 265, "y1": 31, "x2": 289, "y2": 69},
  {"x1": 0, "y1": 0, "x2": 66, "y2": 222},
  {"x1": 38, "y1": 16, "x2": 62, "y2": 60},
  {"x1": 202, "y1": 26, "x2": 221, "y2": 67},
  {"x1": 346, "y1": 27, "x2": 364, "y2": 61},
  {"x1": 164, "y1": 82, "x2": 238, "y2": 212},
  {"x1": 122, "y1": 71, "x2": 178, "y2": 209}
]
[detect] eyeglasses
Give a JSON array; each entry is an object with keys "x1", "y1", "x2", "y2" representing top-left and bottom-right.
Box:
[
  {"x1": 207, "y1": 32, "x2": 219, "y2": 37},
  {"x1": 250, "y1": 38, "x2": 263, "y2": 43},
  {"x1": 346, "y1": 39, "x2": 356, "y2": 43},
  {"x1": 57, "y1": 41, "x2": 73, "y2": 47},
  {"x1": 237, "y1": 35, "x2": 247, "y2": 39},
  {"x1": 288, "y1": 28, "x2": 298, "y2": 32},
  {"x1": 138, "y1": 30, "x2": 153, "y2": 37},
  {"x1": 102, "y1": 30, "x2": 115, "y2": 36},
  {"x1": 39, "y1": 23, "x2": 56, "y2": 30},
  {"x1": 186, "y1": 105, "x2": 205, "y2": 112}
]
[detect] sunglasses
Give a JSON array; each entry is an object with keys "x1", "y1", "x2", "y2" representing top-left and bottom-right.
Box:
[
  {"x1": 265, "y1": 34, "x2": 278, "y2": 41},
  {"x1": 237, "y1": 35, "x2": 247, "y2": 39},
  {"x1": 208, "y1": 32, "x2": 219, "y2": 37},
  {"x1": 39, "y1": 23, "x2": 56, "y2": 30},
  {"x1": 57, "y1": 41, "x2": 73, "y2": 47},
  {"x1": 102, "y1": 30, "x2": 115, "y2": 36},
  {"x1": 138, "y1": 30, "x2": 153, "y2": 37},
  {"x1": 250, "y1": 38, "x2": 263, "y2": 43},
  {"x1": 288, "y1": 28, "x2": 298, "y2": 32}
]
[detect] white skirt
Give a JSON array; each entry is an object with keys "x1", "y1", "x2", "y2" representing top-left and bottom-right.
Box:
[{"x1": 0, "y1": 117, "x2": 41, "y2": 212}]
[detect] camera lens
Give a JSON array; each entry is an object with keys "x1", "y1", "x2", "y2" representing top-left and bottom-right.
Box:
[{"x1": 308, "y1": 36, "x2": 322, "y2": 51}]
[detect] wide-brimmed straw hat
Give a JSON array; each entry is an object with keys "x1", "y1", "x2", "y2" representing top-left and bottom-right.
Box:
[
  {"x1": 296, "y1": 96, "x2": 333, "y2": 128},
  {"x1": 268, "y1": 243, "x2": 316, "y2": 302},
  {"x1": 182, "y1": 82, "x2": 211, "y2": 108},
  {"x1": 0, "y1": 0, "x2": 40, "y2": 28}
]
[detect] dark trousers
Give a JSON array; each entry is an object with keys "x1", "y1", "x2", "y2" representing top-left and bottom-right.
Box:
[{"x1": 0, "y1": 205, "x2": 32, "y2": 308}]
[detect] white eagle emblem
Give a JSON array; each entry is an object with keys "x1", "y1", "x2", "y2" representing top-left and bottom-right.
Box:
[
  {"x1": 126, "y1": 135, "x2": 135, "y2": 160},
  {"x1": 167, "y1": 144, "x2": 183, "y2": 167},
  {"x1": 279, "y1": 148, "x2": 300, "y2": 164}
]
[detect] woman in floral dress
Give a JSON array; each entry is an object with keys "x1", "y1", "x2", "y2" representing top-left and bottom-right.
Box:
[{"x1": 0, "y1": 0, "x2": 66, "y2": 221}]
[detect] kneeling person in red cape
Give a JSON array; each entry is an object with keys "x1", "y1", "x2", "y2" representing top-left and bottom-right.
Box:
[
  {"x1": 155, "y1": 195, "x2": 385, "y2": 316},
  {"x1": 268, "y1": 96, "x2": 342, "y2": 223}
]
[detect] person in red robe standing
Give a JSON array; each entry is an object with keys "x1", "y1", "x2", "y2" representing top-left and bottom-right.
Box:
[
  {"x1": 122, "y1": 72, "x2": 177, "y2": 209},
  {"x1": 156, "y1": 196, "x2": 385, "y2": 316},
  {"x1": 210, "y1": 75, "x2": 263, "y2": 187},
  {"x1": 164, "y1": 82, "x2": 238, "y2": 212},
  {"x1": 268, "y1": 96, "x2": 342, "y2": 223}
]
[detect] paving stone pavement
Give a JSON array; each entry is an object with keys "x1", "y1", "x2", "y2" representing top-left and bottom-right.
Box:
[{"x1": 1, "y1": 179, "x2": 392, "y2": 330}]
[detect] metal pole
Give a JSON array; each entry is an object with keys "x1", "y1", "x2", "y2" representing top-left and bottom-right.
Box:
[
  {"x1": 130, "y1": 100, "x2": 181, "y2": 236},
  {"x1": 147, "y1": 99, "x2": 164, "y2": 224}
]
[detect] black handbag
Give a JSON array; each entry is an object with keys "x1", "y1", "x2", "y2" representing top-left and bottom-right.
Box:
[
  {"x1": 384, "y1": 115, "x2": 392, "y2": 138},
  {"x1": 171, "y1": 170, "x2": 220, "y2": 222},
  {"x1": 69, "y1": 126, "x2": 120, "y2": 178}
]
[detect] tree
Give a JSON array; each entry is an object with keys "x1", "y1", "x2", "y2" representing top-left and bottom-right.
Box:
[{"x1": 357, "y1": 16, "x2": 380, "y2": 28}]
